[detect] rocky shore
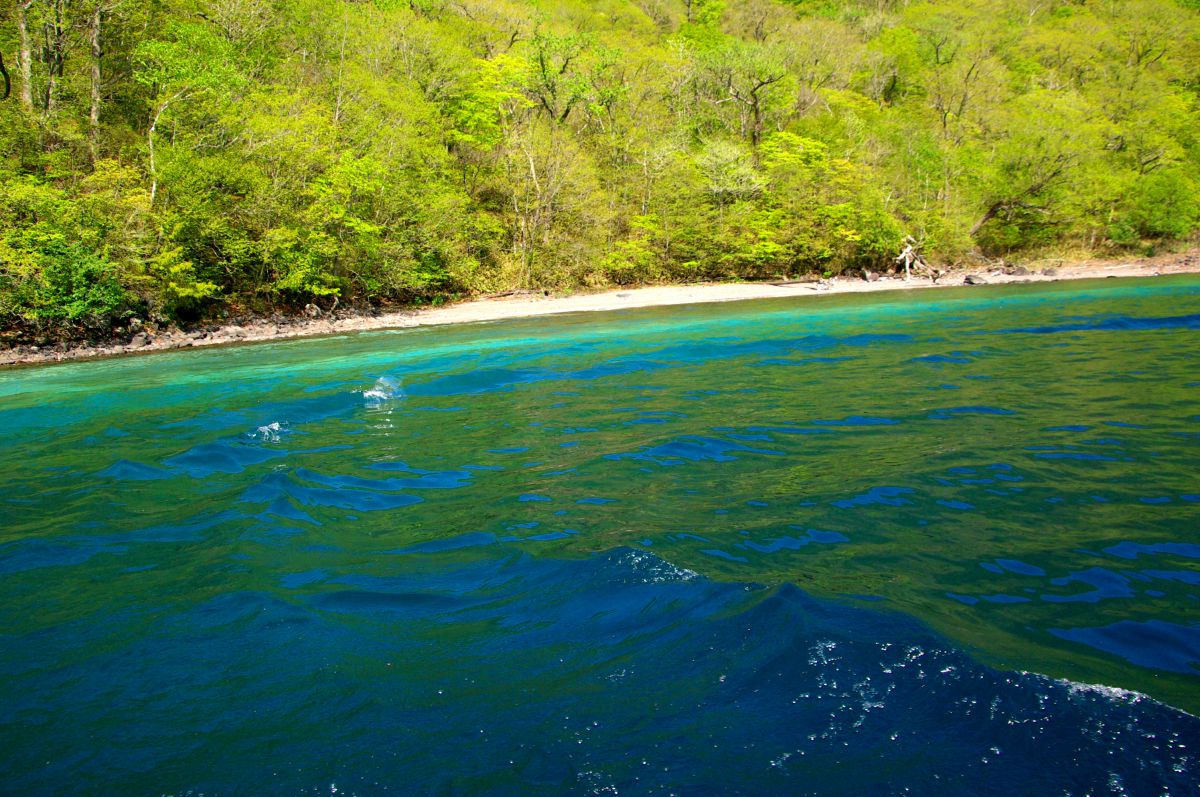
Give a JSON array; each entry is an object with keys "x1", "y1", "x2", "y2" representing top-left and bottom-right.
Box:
[{"x1": 3, "y1": 251, "x2": 1197, "y2": 368}]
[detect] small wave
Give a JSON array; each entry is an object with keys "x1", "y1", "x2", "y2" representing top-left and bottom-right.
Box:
[
  {"x1": 164, "y1": 440, "x2": 290, "y2": 477},
  {"x1": 1051, "y1": 676, "x2": 1147, "y2": 706},
  {"x1": 618, "y1": 548, "x2": 699, "y2": 583},
  {"x1": 1000, "y1": 313, "x2": 1200, "y2": 335},
  {"x1": 249, "y1": 421, "x2": 289, "y2": 442},
  {"x1": 97, "y1": 459, "x2": 173, "y2": 481},
  {"x1": 361, "y1": 375, "x2": 404, "y2": 405},
  {"x1": 1022, "y1": 671, "x2": 1200, "y2": 716}
]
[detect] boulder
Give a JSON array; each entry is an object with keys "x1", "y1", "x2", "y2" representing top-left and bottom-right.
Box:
[{"x1": 964, "y1": 274, "x2": 988, "y2": 285}]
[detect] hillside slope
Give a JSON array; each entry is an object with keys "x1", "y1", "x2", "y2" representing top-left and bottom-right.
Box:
[{"x1": 2, "y1": 0, "x2": 1198, "y2": 337}]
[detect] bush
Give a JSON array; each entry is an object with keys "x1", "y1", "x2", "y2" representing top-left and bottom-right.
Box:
[
  {"x1": 1123, "y1": 170, "x2": 1200, "y2": 241},
  {"x1": 22, "y1": 243, "x2": 131, "y2": 330}
]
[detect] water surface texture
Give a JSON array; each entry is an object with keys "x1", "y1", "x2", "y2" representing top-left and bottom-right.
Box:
[{"x1": 2, "y1": 277, "x2": 1199, "y2": 795}]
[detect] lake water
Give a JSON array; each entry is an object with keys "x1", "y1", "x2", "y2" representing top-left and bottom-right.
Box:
[{"x1": 2, "y1": 277, "x2": 1199, "y2": 795}]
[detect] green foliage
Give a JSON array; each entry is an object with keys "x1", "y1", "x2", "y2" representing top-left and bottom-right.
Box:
[
  {"x1": 1111, "y1": 169, "x2": 1200, "y2": 242},
  {"x1": 449, "y1": 55, "x2": 529, "y2": 151},
  {"x1": 38, "y1": 246, "x2": 129, "y2": 322},
  {"x1": 5, "y1": 242, "x2": 130, "y2": 328},
  {"x1": 695, "y1": 140, "x2": 764, "y2": 204},
  {"x1": 135, "y1": 24, "x2": 233, "y2": 90},
  {"x1": 2, "y1": 0, "x2": 1199, "y2": 337},
  {"x1": 147, "y1": 246, "x2": 221, "y2": 314},
  {"x1": 603, "y1": 214, "x2": 666, "y2": 284}
]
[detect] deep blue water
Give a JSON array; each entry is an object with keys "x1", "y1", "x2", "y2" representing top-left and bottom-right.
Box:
[{"x1": 1, "y1": 277, "x2": 1199, "y2": 795}]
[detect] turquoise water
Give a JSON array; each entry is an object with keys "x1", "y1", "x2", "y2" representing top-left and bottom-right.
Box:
[{"x1": 2, "y1": 277, "x2": 1199, "y2": 795}]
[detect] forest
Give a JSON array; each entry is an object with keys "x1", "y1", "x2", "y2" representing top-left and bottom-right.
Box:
[{"x1": 1, "y1": 0, "x2": 1199, "y2": 336}]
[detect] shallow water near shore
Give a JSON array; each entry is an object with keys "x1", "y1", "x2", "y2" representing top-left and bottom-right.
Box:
[{"x1": 2, "y1": 276, "x2": 1199, "y2": 795}]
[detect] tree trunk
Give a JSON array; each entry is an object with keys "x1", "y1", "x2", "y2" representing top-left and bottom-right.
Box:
[
  {"x1": 18, "y1": 0, "x2": 34, "y2": 110},
  {"x1": 148, "y1": 101, "x2": 169, "y2": 207},
  {"x1": 750, "y1": 96, "x2": 762, "y2": 151},
  {"x1": 45, "y1": 0, "x2": 67, "y2": 115},
  {"x1": 89, "y1": 5, "x2": 102, "y2": 161},
  {"x1": 970, "y1": 202, "x2": 1003, "y2": 237}
]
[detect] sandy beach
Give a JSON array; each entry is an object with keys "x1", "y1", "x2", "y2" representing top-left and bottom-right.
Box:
[{"x1": 3, "y1": 251, "x2": 1198, "y2": 367}]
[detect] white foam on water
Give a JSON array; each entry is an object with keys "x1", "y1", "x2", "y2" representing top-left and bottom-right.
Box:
[
  {"x1": 361, "y1": 375, "x2": 404, "y2": 405},
  {"x1": 249, "y1": 421, "x2": 288, "y2": 442},
  {"x1": 620, "y1": 549, "x2": 698, "y2": 583},
  {"x1": 1043, "y1": 675, "x2": 1146, "y2": 705},
  {"x1": 1018, "y1": 672, "x2": 1200, "y2": 718}
]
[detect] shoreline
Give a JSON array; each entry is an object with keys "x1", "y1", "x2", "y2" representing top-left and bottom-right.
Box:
[{"x1": 3, "y1": 251, "x2": 1198, "y2": 367}]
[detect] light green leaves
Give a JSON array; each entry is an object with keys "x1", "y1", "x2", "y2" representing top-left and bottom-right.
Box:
[{"x1": 134, "y1": 22, "x2": 246, "y2": 100}]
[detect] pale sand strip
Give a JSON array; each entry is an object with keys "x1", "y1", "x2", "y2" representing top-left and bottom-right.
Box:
[
  {"x1": 2, "y1": 253, "x2": 1197, "y2": 366},
  {"x1": 400, "y1": 259, "x2": 1195, "y2": 327}
]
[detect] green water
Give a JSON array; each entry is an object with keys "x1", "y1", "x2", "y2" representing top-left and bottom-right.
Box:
[{"x1": 1, "y1": 277, "x2": 1199, "y2": 795}]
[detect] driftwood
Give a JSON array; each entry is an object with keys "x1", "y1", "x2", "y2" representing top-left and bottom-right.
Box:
[
  {"x1": 895, "y1": 236, "x2": 927, "y2": 280},
  {"x1": 484, "y1": 289, "x2": 545, "y2": 299}
]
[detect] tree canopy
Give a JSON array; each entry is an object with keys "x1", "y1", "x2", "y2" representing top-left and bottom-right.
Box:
[{"x1": 2, "y1": 0, "x2": 1198, "y2": 334}]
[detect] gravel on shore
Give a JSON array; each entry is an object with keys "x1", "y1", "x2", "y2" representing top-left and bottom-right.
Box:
[{"x1": 3, "y1": 252, "x2": 1197, "y2": 368}]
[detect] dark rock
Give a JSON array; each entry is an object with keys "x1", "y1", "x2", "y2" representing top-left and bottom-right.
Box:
[
  {"x1": 304, "y1": 303, "x2": 322, "y2": 319},
  {"x1": 1042, "y1": 268, "x2": 1059, "y2": 277},
  {"x1": 864, "y1": 270, "x2": 880, "y2": 282},
  {"x1": 964, "y1": 274, "x2": 987, "y2": 285},
  {"x1": 1008, "y1": 266, "x2": 1030, "y2": 276}
]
